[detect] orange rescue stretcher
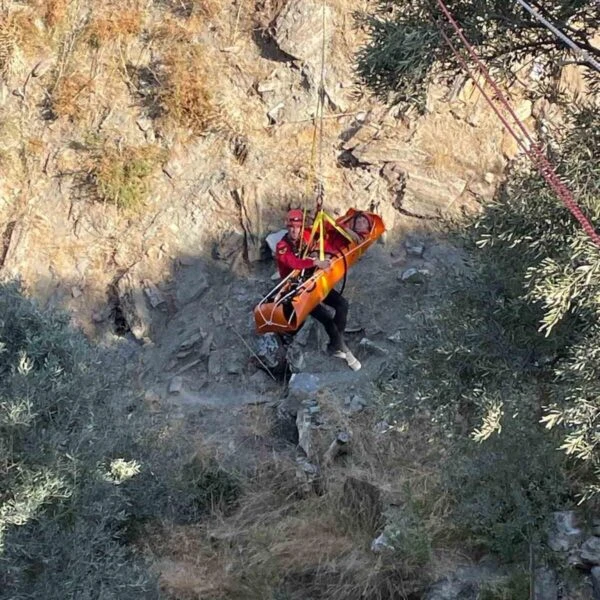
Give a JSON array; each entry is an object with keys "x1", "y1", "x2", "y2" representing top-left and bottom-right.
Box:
[{"x1": 254, "y1": 208, "x2": 385, "y2": 334}]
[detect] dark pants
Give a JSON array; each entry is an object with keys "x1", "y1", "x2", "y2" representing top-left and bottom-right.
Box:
[{"x1": 310, "y1": 289, "x2": 348, "y2": 352}]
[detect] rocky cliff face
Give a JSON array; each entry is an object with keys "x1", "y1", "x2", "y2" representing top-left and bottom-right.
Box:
[
  {"x1": 2, "y1": 3, "x2": 597, "y2": 598},
  {"x1": 0, "y1": 0, "x2": 524, "y2": 339}
]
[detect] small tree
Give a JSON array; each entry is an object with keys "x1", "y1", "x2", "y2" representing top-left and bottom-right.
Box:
[
  {"x1": 0, "y1": 281, "x2": 244, "y2": 599},
  {"x1": 477, "y1": 105, "x2": 600, "y2": 498},
  {"x1": 357, "y1": 0, "x2": 600, "y2": 107},
  {"x1": 0, "y1": 282, "x2": 156, "y2": 598},
  {"x1": 360, "y1": 0, "x2": 600, "y2": 498}
]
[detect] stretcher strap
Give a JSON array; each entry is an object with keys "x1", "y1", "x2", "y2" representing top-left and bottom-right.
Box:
[{"x1": 302, "y1": 209, "x2": 356, "y2": 261}]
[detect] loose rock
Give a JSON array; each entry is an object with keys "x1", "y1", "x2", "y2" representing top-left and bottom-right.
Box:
[{"x1": 168, "y1": 376, "x2": 183, "y2": 394}]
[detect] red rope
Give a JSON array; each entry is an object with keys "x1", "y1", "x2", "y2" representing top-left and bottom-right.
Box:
[{"x1": 436, "y1": 0, "x2": 600, "y2": 247}]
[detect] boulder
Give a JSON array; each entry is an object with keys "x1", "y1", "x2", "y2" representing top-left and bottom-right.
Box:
[
  {"x1": 425, "y1": 565, "x2": 508, "y2": 600},
  {"x1": 404, "y1": 240, "x2": 425, "y2": 257},
  {"x1": 400, "y1": 267, "x2": 431, "y2": 284},
  {"x1": 296, "y1": 402, "x2": 313, "y2": 458},
  {"x1": 547, "y1": 510, "x2": 584, "y2": 552},
  {"x1": 323, "y1": 432, "x2": 351, "y2": 466},
  {"x1": 116, "y1": 268, "x2": 152, "y2": 341},
  {"x1": 581, "y1": 537, "x2": 600, "y2": 566},
  {"x1": 143, "y1": 280, "x2": 166, "y2": 308},
  {"x1": 371, "y1": 532, "x2": 393, "y2": 554},
  {"x1": 168, "y1": 376, "x2": 183, "y2": 394},
  {"x1": 288, "y1": 372, "x2": 321, "y2": 402},
  {"x1": 591, "y1": 566, "x2": 600, "y2": 600},
  {"x1": 272, "y1": 0, "x2": 333, "y2": 66},
  {"x1": 344, "y1": 394, "x2": 367, "y2": 415},
  {"x1": 254, "y1": 333, "x2": 285, "y2": 370},
  {"x1": 175, "y1": 270, "x2": 210, "y2": 307},
  {"x1": 270, "y1": 0, "x2": 349, "y2": 110},
  {"x1": 401, "y1": 170, "x2": 467, "y2": 218},
  {"x1": 534, "y1": 567, "x2": 557, "y2": 600}
]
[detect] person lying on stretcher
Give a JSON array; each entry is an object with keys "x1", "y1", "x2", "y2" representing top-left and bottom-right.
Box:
[{"x1": 306, "y1": 211, "x2": 374, "y2": 257}]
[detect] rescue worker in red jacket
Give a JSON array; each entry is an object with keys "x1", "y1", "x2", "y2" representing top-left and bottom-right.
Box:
[{"x1": 275, "y1": 209, "x2": 357, "y2": 366}]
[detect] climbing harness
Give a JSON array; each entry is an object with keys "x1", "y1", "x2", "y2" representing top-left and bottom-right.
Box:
[{"x1": 436, "y1": 0, "x2": 600, "y2": 248}]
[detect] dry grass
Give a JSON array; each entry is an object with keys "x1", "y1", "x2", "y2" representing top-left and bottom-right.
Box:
[
  {"x1": 143, "y1": 524, "x2": 231, "y2": 599},
  {"x1": 0, "y1": 0, "x2": 455, "y2": 586},
  {"x1": 49, "y1": 71, "x2": 95, "y2": 121},
  {"x1": 169, "y1": 0, "x2": 225, "y2": 19},
  {"x1": 0, "y1": 13, "x2": 16, "y2": 71},
  {"x1": 237, "y1": 404, "x2": 277, "y2": 439},
  {"x1": 154, "y1": 0, "x2": 241, "y2": 42},
  {"x1": 149, "y1": 13, "x2": 194, "y2": 44},
  {"x1": 0, "y1": 9, "x2": 51, "y2": 78},
  {"x1": 42, "y1": 0, "x2": 69, "y2": 29},
  {"x1": 146, "y1": 7, "x2": 261, "y2": 140},
  {"x1": 85, "y1": 6, "x2": 143, "y2": 47},
  {"x1": 157, "y1": 44, "x2": 215, "y2": 134},
  {"x1": 141, "y1": 402, "x2": 455, "y2": 600},
  {"x1": 84, "y1": 139, "x2": 167, "y2": 210}
]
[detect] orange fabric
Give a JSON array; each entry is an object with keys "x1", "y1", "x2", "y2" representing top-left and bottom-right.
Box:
[{"x1": 255, "y1": 209, "x2": 386, "y2": 334}]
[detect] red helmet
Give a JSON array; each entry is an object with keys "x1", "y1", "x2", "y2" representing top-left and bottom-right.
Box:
[{"x1": 287, "y1": 209, "x2": 304, "y2": 225}]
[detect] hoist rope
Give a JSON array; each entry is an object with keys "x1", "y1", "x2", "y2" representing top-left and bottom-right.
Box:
[
  {"x1": 316, "y1": 0, "x2": 327, "y2": 211},
  {"x1": 307, "y1": 0, "x2": 329, "y2": 212},
  {"x1": 514, "y1": 0, "x2": 600, "y2": 73},
  {"x1": 436, "y1": 0, "x2": 600, "y2": 248}
]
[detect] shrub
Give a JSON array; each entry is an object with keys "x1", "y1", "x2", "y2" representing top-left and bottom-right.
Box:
[
  {"x1": 48, "y1": 71, "x2": 95, "y2": 121},
  {"x1": 469, "y1": 105, "x2": 600, "y2": 497},
  {"x1": 0, "y1": 281, "x2": 157, "y2": 599},
  {"x1": 356, "y1": 15, "x2": 439, "y2": 108},
  {"x1": 182, "y1": 455, "x2": 242, "y2": 515},
  {"x1": 0, "y1": 282, "x2": 241, "y2": 598},
  {"x1": 444, "y1": 418, "x2": 568, "y2": 561},
  {"x1": 378, "y1": 102, "x2": 597, "y2": 570},
  {"x1": 158, "y1": 45, "x2": 214, "y2": 133},
  {"x1": 85, "y1": 8, "x2": 143, "y2": 48},
  {"x1": 42, "y1": 0, "x2": 69, "y2": 30},
  {"x1": 480, "y1": 570, "x2": 530, "y2": 600},
  {"x1": 386, "y1": 511, "x2": 431, "y2": 573},
  {"x1": 355, "y1": 0, "x2": 600, "y2": 108},
  {"x1": 86, "y1": 140, "x2": 166, "y2": 210}
]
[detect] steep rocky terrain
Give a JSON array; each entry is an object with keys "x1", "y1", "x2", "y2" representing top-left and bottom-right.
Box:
[{"x1": 2, "y1": 0, "x2": 593, "y2": 597}]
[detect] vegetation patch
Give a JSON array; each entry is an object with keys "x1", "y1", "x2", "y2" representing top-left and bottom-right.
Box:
[
  {"x1": 182, "y1": 454, "x2": 242, "y2": 516},
  {"x1": 444, "y1": 421, "x2": 568, "y2": 561},
  {"x1": 157, "y1": 45, "x2": 215, "y2": 134},
  {"x1": 159, "y1": 0, "x2": 224, "y2": 20},
  {"x1": 85, "y1": 5, "x2": 143, "y2": 48},
  {"x1": 41, "y1": 0, "x2": 69, "y2": 30},
  {"x1": 48, "y1": 71, "x2": 95, "y2": 121},
  {"x1": 84, "y1": 138, "x2": 167, "y2": 210},
  {"x1": 0, "y1": 282, "x2": 156, "y2": 599}
]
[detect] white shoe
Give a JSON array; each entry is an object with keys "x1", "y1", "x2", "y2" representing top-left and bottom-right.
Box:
[
  {"x1": 331, "y1": 350, "x2": 346, "y2": 359},
  {"x1": 345, "y1": 351, "x2": 361, "y2": 371}
]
